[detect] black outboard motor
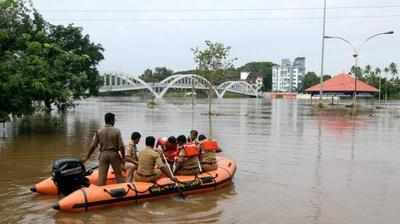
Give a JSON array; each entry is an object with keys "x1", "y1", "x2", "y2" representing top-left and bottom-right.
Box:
[{"x1": 52, "y1": 158, "x2": 90, "y2": 196}]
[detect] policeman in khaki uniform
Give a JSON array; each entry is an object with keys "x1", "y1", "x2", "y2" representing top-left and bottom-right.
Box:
[
  {"x1": 135, "y1": 136, "x2": 178, "y2": 183},
  {"x1": 124, "y1": 132, "x2": 141, "y2": 182},
  {"x1": 174, "y1": 135, "x2": 201, "y2": 176},
  {"x1": 84, "y1": 113, "x2": 125, "y2": 186}
]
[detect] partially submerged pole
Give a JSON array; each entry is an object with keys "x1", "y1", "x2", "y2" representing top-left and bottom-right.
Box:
[{"x1": 319, "y1": 0, "x2": 327, "y2": 105}]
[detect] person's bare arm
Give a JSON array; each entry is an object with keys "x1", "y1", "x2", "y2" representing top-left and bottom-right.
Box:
[
  {"x1": 85, "y1": 132, "x2": 99, "y2": 161},
  {"x1": 117, "y1": 130, "x2": 125, "y2": 160}
]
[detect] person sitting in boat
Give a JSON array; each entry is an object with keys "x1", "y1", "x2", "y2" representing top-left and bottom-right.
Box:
[
  {"x1": 157, "y1": 136, "x2": 178, "y2": 168},
  {"x1": 124, "y1": 132, "x2": 141, "y2": 182},
  {"x1": 187, "y1": 130, "x2": 199, "y2": 145},
  {"x1": 135, "y1": 136, "x2": 178, "y2": 183},
  {"x1": 198, "y1": 134, "x2": 218, "y2": 172},
  {"x1": 174, "y1": 135, "x2": 201, "y2": 175}
]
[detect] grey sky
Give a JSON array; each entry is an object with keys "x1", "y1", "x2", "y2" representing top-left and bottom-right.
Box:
[{"x1": 33, "y1": 0, "x2": 399, "y2": 77}]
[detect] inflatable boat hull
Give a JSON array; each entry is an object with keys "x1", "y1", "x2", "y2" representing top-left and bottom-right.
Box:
[{"x1": 53, "y1": 157, "x2": 236, "y2": 212}]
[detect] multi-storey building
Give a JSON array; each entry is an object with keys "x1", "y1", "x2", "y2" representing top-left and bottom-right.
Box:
[{"x1": 272, "y1": 57, "x2": 306, "y2": 92}]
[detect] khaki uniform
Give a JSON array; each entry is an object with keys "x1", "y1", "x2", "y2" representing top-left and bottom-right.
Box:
[
  {"x1": 92, "y1": 124, "x2": 125, "y2": 186},
  {"x1": 125, "y1": 141, "x2": 138, "y2": 182},
  {"x1": 201, "y1": 151, "x2": 218, "y2": 171},
  {"x1": 134, "y1": 146, "x2": 165, "y2": 182},
  {"x1": 175, "y1": 147, "x2": 200, "y2": 175},
  {"x1": 125, "y1": 141, "x2": 138, "y2": 167}
]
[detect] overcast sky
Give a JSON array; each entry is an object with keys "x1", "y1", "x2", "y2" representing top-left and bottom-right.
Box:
[{"x1": 33, "y1": 0, "x2": 399, "y2": 77}]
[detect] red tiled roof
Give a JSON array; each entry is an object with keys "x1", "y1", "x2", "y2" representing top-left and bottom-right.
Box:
[{"x1": 305, "y1": 73, "x2": 378, "y2": 93}]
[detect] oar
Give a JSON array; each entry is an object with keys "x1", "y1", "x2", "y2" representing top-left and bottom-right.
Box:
[
  {"x1": 197, "y1": 157, "x2": 203, "y2": 173},
  {"x1": 160, "y1": 151, "x2": 185, "y2": 199}
]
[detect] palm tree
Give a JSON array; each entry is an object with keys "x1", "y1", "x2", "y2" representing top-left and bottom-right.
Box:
[
  {"x1": 365, "y1": 64, "x2": 372, "y2": 75},
  {"x1": 384, "y1": 67, "x2": 390, "y2": 104},
  {"x1": 375, "y1": 67, "x2": 382, "y2": 104},
  {"x1": 389, "y1": 62, "x2": 398, "y2": 80}
]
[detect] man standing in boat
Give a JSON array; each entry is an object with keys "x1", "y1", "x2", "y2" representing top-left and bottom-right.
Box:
[{"x1": 84, "y1": 112, "x2": 125, "y2": 186}]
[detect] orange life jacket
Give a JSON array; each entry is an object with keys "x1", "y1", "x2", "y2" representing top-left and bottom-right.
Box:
[
  {"x1": 183, "y1": 143, "x2": 199, "y2": 157},
  {"x1": 200, "y1": 139, "x2": 219, "y2": 152}
]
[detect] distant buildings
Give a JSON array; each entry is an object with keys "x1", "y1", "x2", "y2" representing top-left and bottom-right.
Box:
[{"x1": 272, "y1": 57, "x2": 306, "y2": 92}]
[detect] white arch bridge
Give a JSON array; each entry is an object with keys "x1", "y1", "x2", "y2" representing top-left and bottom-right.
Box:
[{"x1": 99, "y1": 73, "x2": 262, "y2": 98}]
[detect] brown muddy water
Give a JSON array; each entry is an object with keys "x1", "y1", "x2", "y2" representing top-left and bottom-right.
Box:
[{"x1": 1, "y1": 97, "x2": 400, "y2": 224}]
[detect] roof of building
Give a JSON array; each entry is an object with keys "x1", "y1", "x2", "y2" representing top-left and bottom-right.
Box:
[{"x1": 305, "y1": 73, "x2": 378, "y2": 93}]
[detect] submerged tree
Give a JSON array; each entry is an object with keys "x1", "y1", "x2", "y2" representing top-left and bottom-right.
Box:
[
  {"x1": 0, "y1": 0, "x2": 104, "y2": 117},
  {"x1": 191, "y1": 40, "x2": 237, "y2": 114}
]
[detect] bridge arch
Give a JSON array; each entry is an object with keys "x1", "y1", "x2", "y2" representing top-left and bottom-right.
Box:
[
  {"x1": 157, "y1": 74, "x2": 220, "y2": 98},
  {"x1": 217, "y1": 80, "x2": 260, "y2": 98},
  {"x1": 101, "y1": 73, "x2": 159, "y2": 97}
]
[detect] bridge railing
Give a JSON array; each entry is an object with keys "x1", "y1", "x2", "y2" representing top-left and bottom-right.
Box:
[{"x1": 100, "y1": 73, "x2": 262, "y2": 98}]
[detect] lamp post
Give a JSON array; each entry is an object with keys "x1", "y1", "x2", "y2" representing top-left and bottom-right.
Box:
[
  {"x1": 324, "y1": 31, "x2": 394, "y2": 106},
  {"x1": 319, "y1": 0, "x2": 327, "y2": 104}
]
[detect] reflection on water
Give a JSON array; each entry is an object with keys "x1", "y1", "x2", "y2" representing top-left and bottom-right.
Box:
[{"x1": 1, "y1": 97, "x2": 400, "y2": 223}]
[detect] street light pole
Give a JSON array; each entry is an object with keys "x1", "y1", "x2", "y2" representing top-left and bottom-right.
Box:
[
  {"x1": 352, "y1": 51, "x2": 359, "y2": 106},
  {"x1": 319, "y1": 0, "x2": 327, "y2": 104},
  {"x1": 324, "y1": 31, "x2": 394, "y2": 106}
]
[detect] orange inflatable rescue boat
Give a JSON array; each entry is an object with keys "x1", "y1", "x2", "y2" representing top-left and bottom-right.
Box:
[{"x1": 53, "y1": 157, "x2": 236, "y2": 212}]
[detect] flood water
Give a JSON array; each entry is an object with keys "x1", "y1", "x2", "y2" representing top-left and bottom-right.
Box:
[{"x1": 1, "y1": 97, "x2": 400, "y2": 223}]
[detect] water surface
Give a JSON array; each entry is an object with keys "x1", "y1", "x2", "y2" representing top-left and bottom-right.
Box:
[{"x1": 1, "y1": 97, "x2": 400, "y2": 224}]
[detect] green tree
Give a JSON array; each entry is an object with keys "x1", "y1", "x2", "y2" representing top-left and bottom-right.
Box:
[
  {"x1": 351, "y1": 65, "x2": 363, "y2": 80},
  {"x1": 323, "y1": 75, "x2": 331, "y2": 81},
  {"x1": 301, "y1": 72, "x2": 319, "y2": 92},
  {"x1": 192, "y1": 40, "x2": 236, "y2": 83},
  {"x1": 375, "y1": 67, "x2": 381, "y2": 76},
  {"x1": 192, "y1": 40, "x2": 236, "y2": 114},
  {"x1": 0, "y1": 0, "x2": 104, "y2": 116},
  {"x1": 238, "y1": 62, "x2": 274, "y2": 91},
  {"x1": 364, "y1": 64, "x2": 372, "y2": 75},
  {"x1": 384, "y1": 67, "x2": 390, "y2": 101},
  {"x1": 389, "y1": 62, "x2": 398, "y2": 80},
  {"x1": 140, "y1": 67, "x2": 174, "y2": 83}
]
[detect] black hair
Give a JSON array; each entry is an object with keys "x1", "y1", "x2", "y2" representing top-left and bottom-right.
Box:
[
  {"x1": 168, "y1": 136, "x2": 177, "y2": 144},
  {"x1": 146, "y1": 136, "x2": 156, "y2": 147},
  {"x1": 198, "y1": 134, "x2": 207, "y2": 141},
  {"x1": 105, "y1": 113, "x2": 115, "y2": 125},
  {"x1": 131, "y1": 132, "x2": 141, "y2": 140},
  {"x1": 177, "y1": 135, "x2": 187, "y2": 144},
  {"x1": 190, "y1": 130, "x2": 198, "y2": 136}
]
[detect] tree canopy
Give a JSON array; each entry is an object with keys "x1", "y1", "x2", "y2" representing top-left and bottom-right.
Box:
[
  {"x1": 0, "y1": 0, "x2": 104, "y2": 117},
  {"x1": 301, "y1": 72, "x2": 320, "y2": 92},
  {"x1": 238, "y1": 62, "x2": 274, "y2": 91},
  {"x1": 139, "y1": 67, "x2": 174, "y2": 83},
  {"x1": 192, "y1": 40, "x2": 237, "y2": 85}
]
